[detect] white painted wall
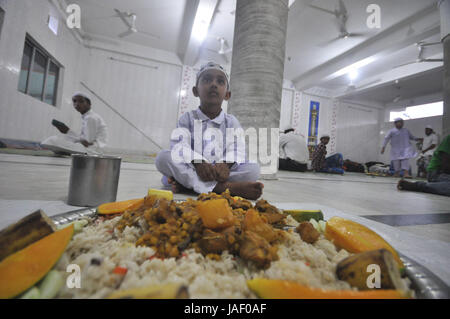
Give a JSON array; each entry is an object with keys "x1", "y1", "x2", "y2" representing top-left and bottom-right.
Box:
[
  {"x1": 0, "y1": 0, "x2": 84, "y2": 143},
  {"x1": 0, "y1": 0, "x2": 185, "y2": 155},
  {"x1": 336, "y1": 101, "x2": 381, "y2": 164},
  {"x1": 80, "y1": 47, "x2": 182, "y2": 153}
]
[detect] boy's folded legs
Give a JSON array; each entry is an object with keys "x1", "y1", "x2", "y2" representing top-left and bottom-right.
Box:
[
  {"x1": 156, "y1": 150, "x2": 263, "y2": 199},
  {"x1": 155, "y1": 150, "x2": 217, "y2": 194}
]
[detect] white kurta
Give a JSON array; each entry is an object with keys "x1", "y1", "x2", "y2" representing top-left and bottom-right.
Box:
[
  {"x1": 422, "y1": 133, "x2": 439, "y2": 156},
  {"x1": 279, "y1": 132, "x2": 309, "y2": 164},
  {"x1": 156, "y1": 107, "x2": 260, "y2": 194},
  {"x1": 41, "y1": 110, "x2": 108, "y2": 155},
  {"x1": 382, "y1": 127, "x2": 418, "y2": 161}
]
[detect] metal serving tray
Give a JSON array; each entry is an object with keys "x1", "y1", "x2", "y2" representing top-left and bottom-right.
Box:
[{"x1": 51, "y1": 209, "x2": 450, "y2": 299}]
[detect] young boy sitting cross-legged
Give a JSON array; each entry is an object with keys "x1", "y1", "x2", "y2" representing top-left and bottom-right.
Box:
[{"x1": 155, "y1": 62, "x2": 264, "y2": 200}]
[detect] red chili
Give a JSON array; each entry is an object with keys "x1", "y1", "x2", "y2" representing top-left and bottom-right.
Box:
[
  {"x1": 113, "y1": 266, "x2": 128, "y2": 275},
  {"x1": 305, "y1": 262, "x2": 310, "y2": 266}
]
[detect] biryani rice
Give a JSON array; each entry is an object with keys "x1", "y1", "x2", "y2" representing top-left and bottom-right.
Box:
[{"x1": 56, "y1": 214, "x2": 357, "y2": 299}]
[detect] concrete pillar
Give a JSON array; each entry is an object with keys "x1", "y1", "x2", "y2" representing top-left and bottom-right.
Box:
[
  {"x1": 439, "y1": 0, "x2": 450, "y2": 137},
  {"x1": 228, "y1": 0, "x2": 289, "y2": 177}
]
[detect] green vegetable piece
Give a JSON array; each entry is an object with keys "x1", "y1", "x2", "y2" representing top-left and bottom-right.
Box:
[
  {"x1": 284, "y1": 210, "x2": 324, "y2": 223},
  {"x1": 38, "y1": 270, "x2": 65, "y2": 299},
  {"x1": 19, "y1": 286, "x2": 41, "y2": 299},
  {"x1": 57, "y1": 219, "x2": 88, "y2": 233}
]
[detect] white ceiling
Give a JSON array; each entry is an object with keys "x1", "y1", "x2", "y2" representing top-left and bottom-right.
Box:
[
  {"x1": 67, "y1": 0, "x2": 444, "y2": 107},
  {"x1": 71, "y1": 0, "x2": 186, "y2": 52}
]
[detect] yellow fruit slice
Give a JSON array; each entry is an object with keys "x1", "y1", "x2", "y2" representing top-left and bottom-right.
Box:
[
  {"x1": 324, "y1": 217, "x2": 404, "y2": 269},
  {"x1": 148, "y1": 189, "x2": 174, "y2": 201},
  {"x1": 97, "y1": 198, "x2": 144, "y2": 215},
  {"x1": 247, "y1": 278, "x2": 407, "y2": 299}
]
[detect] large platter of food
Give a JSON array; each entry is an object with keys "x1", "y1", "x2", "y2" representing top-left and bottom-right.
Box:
[{"x1": 0, "y1": 189, "x2": 448, "y2": 299}]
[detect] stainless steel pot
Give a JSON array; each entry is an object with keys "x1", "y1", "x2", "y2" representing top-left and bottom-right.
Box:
[{"x1": 67, "y1": 154, "x2": 121, "y2": 207}]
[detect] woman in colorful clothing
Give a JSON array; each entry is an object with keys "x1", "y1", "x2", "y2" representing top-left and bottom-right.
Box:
[{"x1": 311, "y1": 135, "x2": 344, "y2": 174}]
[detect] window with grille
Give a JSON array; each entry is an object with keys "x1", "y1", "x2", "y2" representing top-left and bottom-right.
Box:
[{"x1": 18, "y1": 35, "x2": 62, "y2": 106}]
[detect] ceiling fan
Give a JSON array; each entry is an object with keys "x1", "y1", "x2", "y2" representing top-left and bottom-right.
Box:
[
  {"x1": 206, "y1": 37, "x2": 232, "y2": 63},
  {"x1": 392, "y1": 42, "x2": 443, "y2": 69},
  {"x1": 310, "y1": 0, "x2": 367, "y2": 46},
  {"x1": 114, "y1": 9, "x2": 159, "y2": 40}
]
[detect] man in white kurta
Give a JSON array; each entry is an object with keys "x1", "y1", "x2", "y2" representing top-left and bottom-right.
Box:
[
  {"x1": 417, "y1": 125, "x2": 439, "y2": 177},
  {"x1": 278, "y1": 129, "x2": 309, "y2": 172},
  {"x1": 41, "y1": 92, "x2": 108, "y2": 155},
  {"x1": 381, "y1": 118, "x2": 420, "y2": 178}
]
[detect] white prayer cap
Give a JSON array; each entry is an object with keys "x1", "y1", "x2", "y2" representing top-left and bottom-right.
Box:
[
  {"x1": 394, "y1": 117, "x2": 403, "y2": 122},
  {"x1": 426, "y1": 125, "x2": 433, "y2": 129},
  {"x1": 196, "y1": 62, "x2": 230, "y2": 89},
  {"x1": 72, "y1": 91, "x2": 91, "y2": 101}
]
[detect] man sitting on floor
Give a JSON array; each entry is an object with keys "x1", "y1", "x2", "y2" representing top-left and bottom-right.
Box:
[
  {"x1": 279, "y1": 128, "x2": 308, "y2": 172},
  {"x1": 311, "y1": 134, "x2": 344, "y2": 174},
  {"x1": 41, "y1": 92, "x2": 108, "y2": 155},
  {"x1": 398, "y1": 135, "x2": 450, "y2": 197},
  {"x1": 416, "y1": 125, "x2": 439, "y2": 178}
]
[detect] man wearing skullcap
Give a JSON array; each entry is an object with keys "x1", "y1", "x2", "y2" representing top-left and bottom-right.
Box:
[
  {"x1": 416, "y1": 125, "x2": 439, "y2": 178},
  {"x1": 398, "y1": 135, "x2": 450, "y2": 197},
  {"x1": 381, "y1": 118, "x2": 420, "y2": 178},
  {"x1": 311, "y1": 134, "x2": 344, "y2": 174},
  {"x1": 279, "y1": 128, "x2": 309, "y2": 172},
  {"x1": 41, "y1": 92, "x2": 108, "y2": 155}
]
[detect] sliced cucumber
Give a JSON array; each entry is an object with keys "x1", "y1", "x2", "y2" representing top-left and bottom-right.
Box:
[
  {"x1": 309, "y1": 218, "x2": 320, "y2": 232},
  {"x1": 318, "y1": 220, "x2": 327, "y2": 233},
  {"x1": 19, "y1": 286, "x2": 41, "y2": 299},
  {"x1": 38, "y1": 270, "x2": 65, "y2": 299},
  {"x1": 57, "y1": 219, "x2": 88, "y2": 233},
  {"x1": 283, "y1": 210, "x2": 324, "y2": 223}
]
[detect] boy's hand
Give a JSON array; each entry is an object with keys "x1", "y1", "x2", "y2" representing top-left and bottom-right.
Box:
[
  {"x1": 214, "y1": 163, "x2": 231, "y2": 183},
  {"x1": 194, "y1": 162, "x2": 217, "y2": 182}
]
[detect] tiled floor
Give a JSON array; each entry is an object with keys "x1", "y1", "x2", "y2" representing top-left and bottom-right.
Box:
[
  {"x1": 1, "y1": 153, "x2": 450, "y2": 285},
  {"x1": 1, "y1": 153, "x2": 449, "y2": 240}
]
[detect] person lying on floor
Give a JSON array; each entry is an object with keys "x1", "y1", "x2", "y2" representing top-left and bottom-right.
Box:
[
  {"x1": 41, "y1": 92, "x2": 108, "y2": 155},
  {"x1": 155, "y1": 62, "x2": 263, "y2": 200},
  {"x1": 398, "y1": 134, "x2": 450, "y2": 197},
  {"x1": 278, "y1": 128, "x2": 308, "y2": 172},
  {"x1": 311, "y1": 135, "x2": 344, "y2": 174}
]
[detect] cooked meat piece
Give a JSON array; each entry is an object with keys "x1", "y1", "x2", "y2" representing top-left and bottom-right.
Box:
[
  {"x1": 239, "y1": 231, "x2": 278, "y2": 269},
  {"x1": 296, "y1": 222, "x2": 320, "y2": 244},
  {"x1": 242, "y1": 209, "x2": 282, "y2": 244},
  {"x1": 255, "y1": 199, "x2": 280, "y2": 215},
  {"x1": 260, "y1": 212, "x2": 286, "y2": 225},
  {"x1": 198, "y1": 229, "x2": 229, "y2": 254}
]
